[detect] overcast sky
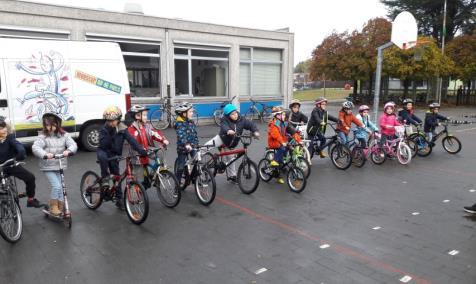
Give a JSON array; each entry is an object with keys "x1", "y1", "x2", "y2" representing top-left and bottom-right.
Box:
[{"x1": 22, "y1": 0, "x2": 389, "y2": 64}]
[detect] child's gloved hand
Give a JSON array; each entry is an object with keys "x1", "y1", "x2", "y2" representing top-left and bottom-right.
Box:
[
  {"x1": 185, "y1": 144, "x2": 193, "y2": 152},
  {"x1": 163, "y1": 139, "x2": 170, "y2": 146},
  {"x1": 227, "y1": 130, "x2": 236, "y2": 135}
]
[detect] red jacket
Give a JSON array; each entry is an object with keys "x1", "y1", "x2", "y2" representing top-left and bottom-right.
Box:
[
  {"x1": 267, "y1": 118, "x2": 301, "y2": 149},
  {"x1": 337, "y1": 110, "x2": 363, "y2": 135},
  {"x1": 128, "y1": 121, "x2": 166, "y2": 165}
]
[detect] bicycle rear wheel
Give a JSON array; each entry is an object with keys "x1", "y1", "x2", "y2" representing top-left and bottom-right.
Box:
[
  {"x1": 124, "y1": 181, "x2": 149, "y2": 225},
  {"x1": 0, "y1": 191, "x2": 23, "y2": 243},
  {"x1": 351, "y1": 146, "x2": 366, "y2": 168},
  {"x1": 442, "y1": 136, "x2": 461, "y2": 154},
  {"x1": 258, "y1": 158, "x2": 273, "y2": 182},
  {"x1": 287, "y1": 166, "x2": 306, "y2": 193},
  {"x1": 195, "y1": 167, "x2": 216, "y2": 206},
  {"x1": 150, "y1": 108, "x2": 170, "y2": 130},
  {"x1": 155, "y1": 170, "x2": 181, "y2": 208},
  {"x1": 411, "y1": 133, "x2": 432, "y2": 157},
  {"x1": 237, "y1": 159, "x2": 259, "y2": 194},
  {"x1": 330, "y1": 144, "x2": 352, "y2": 170},
  {"x1": 80, "y1": 171, "x2": 103, "y2": 210}
]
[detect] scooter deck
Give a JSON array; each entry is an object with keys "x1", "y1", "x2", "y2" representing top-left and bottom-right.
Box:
[{"x1": 42, "y1": 209, "x2": 70, "y2": 220}]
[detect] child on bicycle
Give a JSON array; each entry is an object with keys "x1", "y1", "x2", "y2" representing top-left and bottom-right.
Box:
[
  {"x1": 0, "y1": 120, "x2": 41, "y2": 208},
  {"x1": 398, "y1": 98, "x2": 422, "y2": 126},
  {"x1": 288, "y1": 99, "x2": 308, "y2": 125},
  {"x1": 336, "y1": 101, "x2": 364, "y2": 144},
  {"x1": 307, "y1": 97, "x2": 339, "y2": 158},
  {"x1": 355, "y1": 105, "x2": 378, "y2": 148},
  {"x1": 127, "y1": 105, "x2": 169, "y2": 188},
  {"x1": 424, "y1": 103, "x2": 449, "y2": 144},
  {"x1": 379, "y1": 101, "x2": 401, "y2": 146},
  {"x1": 97, "y1": 106, "x2": 147, "y2": 209},
  {"x1": 174, "y1": 102, "x2": 199, "y2": 185},
  {"x1": 32, "y1": 112, "x2": 77, "y2": 216},
  {"x1": 268, "y1": 106, "x2": 301, "y2": 184}
]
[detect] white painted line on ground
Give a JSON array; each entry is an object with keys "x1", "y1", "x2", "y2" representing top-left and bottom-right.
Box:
[
  {"x1": 255, "y1": 267, "x2": 268, "y2": 275},
  {"x1": 443, "y1": 200, "x2": 450, "y2": 203},
  {"x1": 372, "y1": 226, "x2": 381, "y2": 230},
  {"x1": 319, "y1": 244, "x2": 330, "y2": 249},
  {"x1": 412, "y1": 212, "x2": 420, "y2": 216},
  {"x1": 455, "y1": 127, "x2": 476, "y2": 133},
  {"x1": 448, "y1": 250, "x2": 459, "y2": 256},
  {"x1": 400, "y1": 275, "x2": 412, "y2": 283}
]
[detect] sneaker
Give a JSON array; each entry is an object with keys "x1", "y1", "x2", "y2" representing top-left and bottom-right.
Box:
[
  {"x1": 227, "y1": 176, "x2": 238, "y2": 184},
  {"x1": 463, "y1": 204, "x2": 476, "y2": 214},
  {"x1": 115, "y1": 200, "x2": 125, "y2": 211},
  {"x1": 277, "y1": 178, "x2": 285, "y2": 184},
  {"x1": 319, "y1": 151, "x2": 327, "y2": 158},
  {"x1": 27, "y1": 198, "x2": 42, "y2": 208},
  {"x1": 270, "y1": 160, "x2": 280, "y2": 167}
]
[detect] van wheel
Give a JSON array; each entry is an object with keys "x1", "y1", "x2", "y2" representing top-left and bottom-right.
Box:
[{"x1": 81, "y1": 124, "x2": 101, "y2": 152}]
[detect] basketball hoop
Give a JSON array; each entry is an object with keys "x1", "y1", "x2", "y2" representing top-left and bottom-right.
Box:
[{"x1": 391, "y1": 12, "x2": 418, "y2": 50}]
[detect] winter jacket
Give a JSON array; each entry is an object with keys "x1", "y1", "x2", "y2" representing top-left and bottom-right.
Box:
[
  {"x1": 337, "y1": 110, "x2": 364, "y2": 135},
  {"x1": 307, "y1": 107, "x2": 338, "y2": 136},
  {"x1": 379, "y1": 113, "x2": 401, "y2": 136},
  {"x1": 32, "y1": 132, "x2": 78, "y2": 171},
  {"x1": 268, "y1": 118, "x2": 301, "y2": 149},
  {"x1": 288, "y1": 111, "x2": 308, "y2": 125},
  {"x1": 0, "y1": 134, "x2": 26, "y2": 163},
  {"x1": 128, "y1": 121, "x2": 166, "y2": 165},
  {"x1": 398, "y1": 109, "x2": 422, "y2": 126},
  {"x1": 98, "y1": 123, "x2": 146, "y2": 156},
  {"x1": 219, "y1": 115, "x2": 258, "y2": 149},
  {"x1": 355, "y1": 114, "x2": 378, "y2": 140},
  {"x1": 424, "y1": 111, "x2": 448, "y2": 133},
  {"x1": 175, "y1": 115, "x2": 199, "y2": 154}
]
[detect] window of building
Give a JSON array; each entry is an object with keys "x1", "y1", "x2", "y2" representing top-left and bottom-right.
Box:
[
  {"x1": 174, "y1": 46, "x2": 229, "y2": 97},
  {"x1": 0, "y1": 25, "x2": 70, "y2": 40},
  {"x1": 240, "y1": 47, "x2": 283, "y2": 97}
]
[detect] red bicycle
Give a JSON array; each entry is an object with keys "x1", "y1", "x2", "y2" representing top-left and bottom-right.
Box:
[
  {"x1": 202, "y1": 134, "x2": 260, "y2": 194},
  {"x1": 80, "y1": 154, "x2": 150, "y2": 225}
]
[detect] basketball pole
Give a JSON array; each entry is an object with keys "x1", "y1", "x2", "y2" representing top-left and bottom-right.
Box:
[{"x1": 373, "y1": 41, "x2": 394, "y2": 124}]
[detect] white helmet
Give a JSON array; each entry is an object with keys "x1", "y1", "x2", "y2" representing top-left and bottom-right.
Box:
[
  {"x1": 342, "y1": 101, "x2": 354, "y2": 109},
  {"x1": 174, "y1": 102, "x2": 193, "y2": 115}
]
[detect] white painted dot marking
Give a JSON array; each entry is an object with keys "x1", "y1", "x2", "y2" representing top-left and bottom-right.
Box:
[
  {"x1": 255, "y1": 267, "x2": 268, "y2": 275},
  {"x1": 400, "y1": 275, "x2": 412, "y2": 283},
  {"x1": 412, "y1": 212, "x2": 420, "y2": 216},
  {"x1": 469, "y1": 189, "x2": 476, "y2": 193},
  {"x1": 319, "y1": 244, "x2": 330, "y2": 249},
  {"x1": 402, "y1": 181, "x2": 407, "y2": 184},
  {"x1": 443, "y1": 200, "x2": 450, "y2": 203},
  {"x1": 448, "y1": 250, "x2": 459, "y2": 256},
  {"x1": 372, "y1": 226, "x2": 381, "y2": 230}
]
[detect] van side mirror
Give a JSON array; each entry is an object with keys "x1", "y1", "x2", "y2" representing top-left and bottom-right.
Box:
[{"x1": 0, "y1": 100, "x2": 7, "y2": 108}]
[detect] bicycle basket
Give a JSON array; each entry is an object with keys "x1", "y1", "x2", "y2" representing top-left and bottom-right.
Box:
[
  {"x1": 395, "y1": 126, "x2": 405, "y2": 137},
  {"x1": 240, "y1": 135, "x2": 252, "y2": 145},
  {"x1": 404, "y1": 125, "x2": 414, "y2": 136},
  {"x1": 296, "y1": 125, "x2": 308, "y2": 140}
]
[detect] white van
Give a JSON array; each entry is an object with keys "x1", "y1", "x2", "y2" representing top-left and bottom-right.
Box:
[{"x1": 0, "y1": 38, "x2": 131, "y2": 151}]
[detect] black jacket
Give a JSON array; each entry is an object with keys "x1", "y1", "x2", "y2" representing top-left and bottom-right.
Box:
[
  {"x1": 98, "y1": 124, "x2": 146, "y2": 156},
  {"x1": 288, "y1": 111, "x2": 308, "y2": 124},
  {"x1": 307, "y1": 107, "x2": 338, "y2": 135},
  {"x1": 424, "y1": 112, "x2": 448, "y2": 133},
  {"x1": 219, "y1": 116, "x2": 258, "y2": 148},
  {"x1": 398, "y1": 109, "x2": 422, "y2": 126},
  {"x1": 0, "y1": 135, "x2": 26, "y2": 163}
]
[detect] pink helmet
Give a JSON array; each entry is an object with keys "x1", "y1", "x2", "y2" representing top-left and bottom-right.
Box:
[
  {"x1": 315, "y1": 97, "x2": 328, "y2": 106},
  {"x1": 359, "y1": 105, "x2": 370, "y2": 112},
  {"x1": 384, "y1": 101, "x2": 396, "y2": 111}
]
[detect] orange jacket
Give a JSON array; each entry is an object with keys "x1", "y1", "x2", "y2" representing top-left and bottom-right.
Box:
[
  {"x1": 337, "y1": 110, "x2": 363, "y2": 135},
  {"x1": 267, "y1": 118, "x2": 301, "y2": 149}
]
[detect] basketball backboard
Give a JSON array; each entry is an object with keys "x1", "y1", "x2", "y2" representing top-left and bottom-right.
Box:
[{"x1": 391, "y1": 11, "x2": 418, "y2": 50}]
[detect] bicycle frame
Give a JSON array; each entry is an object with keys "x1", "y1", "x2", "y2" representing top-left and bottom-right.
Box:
[{"x1": 431, "y1": 123, "x2": 450, "y2": 142}]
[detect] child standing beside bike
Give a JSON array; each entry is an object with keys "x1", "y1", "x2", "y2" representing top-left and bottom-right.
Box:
[
  {"x1": 424, "y1": 103, "x2": 449, "y2": 144},
  {"x1": 336, "y1": 101, "x2": 364, "y2": 144},
  {"x1": 32, "y1": 113, "x2": 77, "y2": 216},
  {"x1": 97, "y1": 106, "x2": 147, "y2": 210},
  {"x1": 268, "y1": 106, "x2": 301, "y2": 184},
  {"x1": 174, "y1": 102, "x2": 199, "y2": 185},
  {"x1": 355, "y1": 105, "x2": 378, "y2": 148},
  {"x1": 379, "y1": 101, "x2": 401, "y2": 145},
  {"x1": 127, "y1": 105, "x2": 170, "y2": 188}
]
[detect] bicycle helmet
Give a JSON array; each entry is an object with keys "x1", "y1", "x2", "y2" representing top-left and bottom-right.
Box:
[
  {"x1": 174, "y1": 102, "x2": 193, "y2": 115},
  {"x1": 129, "y1": 104, "x2": 149, "y2": 113},
  {"x1": 384, "y1": 101, "x2": 396, "y2": 111},
  {"x1": 42, "y1": 112, "x2": 62, "y2": 122},
  {"x1": 342, "y1": 101, "x2": 354, "y2": 109},
  {"x1": 103, "y1": 106, "x2": 122, "y2": 121},
  {"x1": 358, "y1": 105, "x2": 370, "y2": 113},
  {"x1": 271, "y1": 106, "x2": 285, "y2": 116},
  {"x1": 223, "y1": 104, "x2": 238, "y2": 116},
  {"x1": 429, "y1": 102, "x2": 440, "y2": 109},
  {"x1": 402, "y1": 98, "x2": 413, "y2": 105},
  {"x1": 315, "y1": 97, "x2": 328, "y2": 106},
  {"x1": 289, "y1": 99, "x2": 301, "y2": 108}
]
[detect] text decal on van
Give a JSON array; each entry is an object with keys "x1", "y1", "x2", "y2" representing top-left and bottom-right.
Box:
[{"x1": 75, "y1": 70, "x2": 122, "y2": 94}]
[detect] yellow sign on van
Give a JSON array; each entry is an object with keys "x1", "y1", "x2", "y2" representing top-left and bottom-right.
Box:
[{"x1": 75, "y1": 70, "x2": 122, "y2": 94}]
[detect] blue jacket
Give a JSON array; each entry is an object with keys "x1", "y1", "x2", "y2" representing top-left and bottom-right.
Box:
[
  {"x1": 424, "y1": 111, "x2": 448, "y2": 133},
  {"x1": 98, "y1": 123, "x2": 146, "y2": 156},
  {"x1": 0, "y1": 134, "x2": 26, "y2": 163},
  {"x1": 175, "y1": 116, "x2": 199, "y2": 153},
  {"x1": 355, "y1": 114, "x2": 378, "y2": 140},
  {"x1": 398, "y1": 109, "x2": 422, "y2": 126}
]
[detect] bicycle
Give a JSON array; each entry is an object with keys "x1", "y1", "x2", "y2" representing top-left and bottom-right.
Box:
[
  {"x1": 308, "y1": 123, "x2": 353, "y2": 170},
  {"x1": 42, "y1": 154, "x2": 73, "y2": 228},
  {"x1": 0, "y1": 159, "x2": 23, "y2": 243},
  {"x1": 289, "y1": 121, "x2": 312, "y2": 165},
  {"x1": 212, "y1": 96, "x2": 237, "y2": 126},
  {"x1": 150, "y1": 98, "x2": 199, "y2": 130},
  {"x1": 427, "y1": 120, "x2": 462, "y2": 154},
  {"x1": 173, "y1": 144, "x2": 217, "y2": 206},
  {"x1": 202, "y1": 134, "x2": 260, "y2": 195},
  {"x1": 244, "y1": 98, "x2": 273, "y2": 123},
  {"x1": 346, "y1": 129, "x2": 369, "y2": 168},
  {"x1": 80, "y1": 153, "x2": 150, "y2": 225},
  {"x1": 263, "y1": 136, "x2": 311, "y2": 179},
  {"x1": 258, "y1": 144, "x2": 307, "y2": 193},
  {"x1": 142, "y1": 147, "x2": 180, "y2": 208},
  {"x1": 370, "y1": 126, "x2": 412, "y2": 165},
  {"x1": 402, "y1": 123, "x2": 431, "y2": 157}
]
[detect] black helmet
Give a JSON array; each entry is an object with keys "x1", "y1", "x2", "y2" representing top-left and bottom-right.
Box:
[
  {"x1": 429, "y1": 102, "x2": 440, "y2": 109},
  {"x1": 402, "y1": 98, "x2": 413, "y2": 105}
]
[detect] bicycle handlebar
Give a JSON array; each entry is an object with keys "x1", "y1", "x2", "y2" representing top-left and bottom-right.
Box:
[{"x1": 0, "y1": 158, "x2": 25, "y2": 169}]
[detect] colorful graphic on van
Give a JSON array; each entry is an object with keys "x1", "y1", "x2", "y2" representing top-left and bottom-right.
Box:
[
  {"x1": 75, "y1": 70, "x2": 122, "y2": 94},
  {"x1": 14, "y1": 50, "x2": 74, "y2": 129}
]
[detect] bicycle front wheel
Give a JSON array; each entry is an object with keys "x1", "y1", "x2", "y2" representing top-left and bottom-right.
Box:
[
  {"x1": 0, "y1": 192, "x2": 23, "y2": 243},
  {"x1": 124, "y1": 181, "x2": 149, "y2": 225},
  {"x1": 237, "y1": 159, "x2": 259, "y2": 194},
  {"x1": 80, "y1": 171, "x2": 103, "y2": 210},
  {"x1": 195, "y1": 167, "x2": 216, "y2": 206},
  {"x1": 150, "y1": 108, "x2": 170, "y2": 130},
  {"x1": 397, "y1": 142, "x2": 412, "y2": 165},
  {"x1": 351, "y1": 146, "x2": 366, "y2": 168},
  {"x1": 442, "y1": 136, "x2": 462, "y2": 154},
  {"x1": 155, "y1": 170, "x2": 181, "y2": 208},
  {"x1": 287, "y1": 166, "x2": 306, "y2": 193},
  {"x1": 330, "y1": 144, "x2": 352, "y2": 170}
]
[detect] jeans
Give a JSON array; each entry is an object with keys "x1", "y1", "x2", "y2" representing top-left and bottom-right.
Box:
[
  {"x1": 274, "y1": 146, "x2": 287, "y2": 164},
  {"x1": 45, "y1": 171, "x2": 63, "y2": 201},
  {"x1": 4, "y1": 165, "x2": 36, "y2": 198},
  {"x1": 175, "y1": 150, "x2": 196, "y2": 182},
  {"x1": 426, "y1": 131, "x2": 435, "y2": 142},
  {"x1": 380, "y1": 134, "x2": 396, "y2": 147},
  {"x1": 97, "y1": 149, "x2": 120, "y2": 178},
  {"x1": 337, "y1": 131, "x2": 348, "y2": 144}
]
